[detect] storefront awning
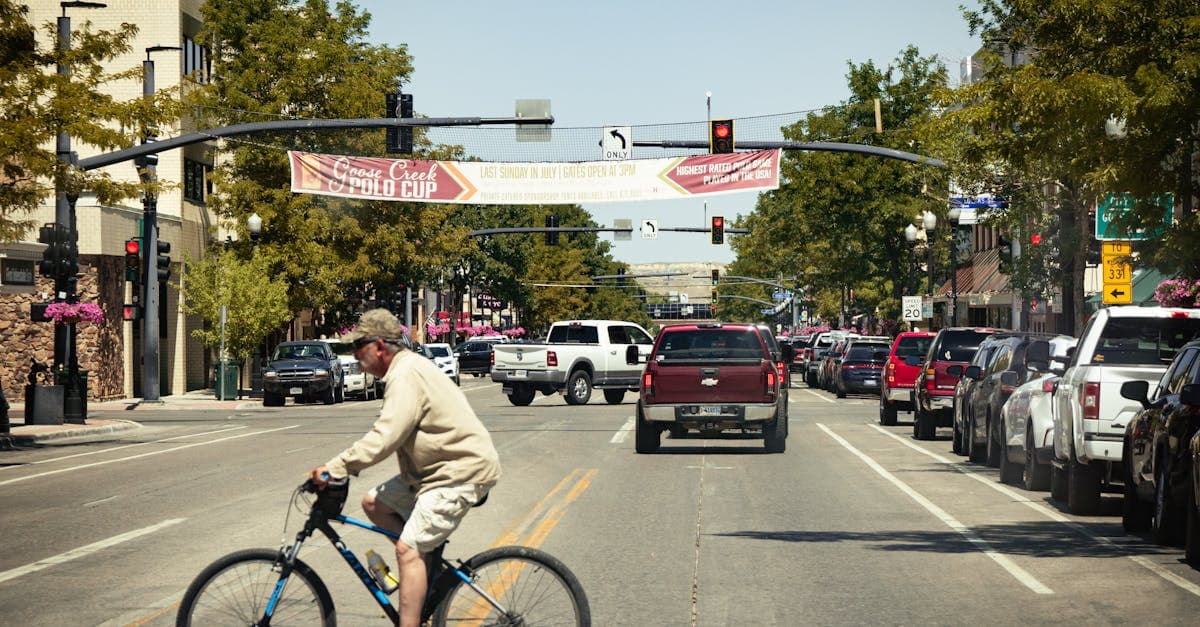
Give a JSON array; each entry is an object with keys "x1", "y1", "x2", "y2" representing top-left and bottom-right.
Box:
[{"x1": 933, "y1": 248, "x2": 1010, "y2": 303}]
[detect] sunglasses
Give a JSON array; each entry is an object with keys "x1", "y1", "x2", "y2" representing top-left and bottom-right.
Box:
[{"x1": 351, "y1": 337, "x2": 380, "y2": 351}]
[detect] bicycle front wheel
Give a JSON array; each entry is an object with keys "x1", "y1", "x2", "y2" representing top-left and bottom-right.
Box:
[
  {"x1": 431, "y1": 545, "x2": 590, "y2": 626},
  {"x1": 176, "y1": 548, "x2": 336, "y2": 627}
]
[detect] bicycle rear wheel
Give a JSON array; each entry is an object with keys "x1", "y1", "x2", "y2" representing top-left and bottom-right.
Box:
[
  {"x1": 431, "y1": 545, "x2": 590, "y2": 626},
  {"x1": 176, "y1": 548, "x2": 336, "y2": 627}
]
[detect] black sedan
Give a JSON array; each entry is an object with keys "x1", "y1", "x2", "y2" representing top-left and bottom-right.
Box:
[
  {"x1": 1120, "y1": 339, "x2": 1200, "y2": 551},
  {"x1": 832, "y1": 344, "x2": 889, "y2": 398}
]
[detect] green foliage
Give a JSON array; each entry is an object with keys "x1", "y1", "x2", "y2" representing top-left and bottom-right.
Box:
[
  {"x1": 0, "y1": 1, "x2": 180, "y2": 241},
  {"x1": 179, "y1": 251, "x2": 293, "y2": 360}
]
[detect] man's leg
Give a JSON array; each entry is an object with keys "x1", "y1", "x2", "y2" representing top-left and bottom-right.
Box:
[{"x1": 394, "y1": 539, "x2": 428, "y2": 627}]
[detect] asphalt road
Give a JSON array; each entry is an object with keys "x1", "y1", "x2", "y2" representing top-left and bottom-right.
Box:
[{"x1": 1, "y1": 376, "x2": 1199, "y2": 625}]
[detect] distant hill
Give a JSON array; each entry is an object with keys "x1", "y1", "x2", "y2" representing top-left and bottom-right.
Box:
[{"x1": 628, "y1": 262, "x2": 723, "y2": 302}]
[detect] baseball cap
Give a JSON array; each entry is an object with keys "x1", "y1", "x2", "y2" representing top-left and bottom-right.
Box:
[{"x1": 341, "y1": 309, "x2": 405, "y2": 344}]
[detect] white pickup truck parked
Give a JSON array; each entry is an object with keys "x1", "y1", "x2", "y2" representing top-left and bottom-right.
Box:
[
  {"x1": 491, "y1": 320, "x2": 654, "y2": 406},
  {"x1": 1051, "y1": 306, "x2": 1200, "y2": 514}
]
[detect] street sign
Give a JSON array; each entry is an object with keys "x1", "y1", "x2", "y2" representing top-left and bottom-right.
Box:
[
  {"x1": 772, "y1": 291, "x2": 791, "y2": 300},
  {"x1": 1102, "y1": 240, "x2": 1133, "y2": 304},
  {"x1": 602, "y1": 126, "x2": 632, "y2": 160},
  {"x1": 1095, "y1": 192, "x2": 1173, "y2": 241},
  {"x1": 760, "y1": 308, "x2": 774, "y2": 314},
  {"x1": 641, "y1": 219, "x2": 658, "y2": 239},
  {"x1": 614, "y1": 218, "x2": 632, "y2": 241},
  {"x1": 902, "y1": 296, "x2": 922, "y2": 321}
]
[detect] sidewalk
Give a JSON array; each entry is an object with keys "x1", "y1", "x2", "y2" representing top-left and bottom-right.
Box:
[{"x1": 2, "y1": 389, "x2": 264, "y2": 446}]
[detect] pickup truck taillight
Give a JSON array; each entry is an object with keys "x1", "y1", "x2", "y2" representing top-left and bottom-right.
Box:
[
  {"x1": 1043, "y1": 378, "x2": 1058, "y2": 393},
  {"x1": 776, "y1": 361, "x2": 787, "y2": 378},
  {"x1": 765, "y1": 369, "x2": 777, "y2": 396},
  {"x1": 642, "y1": 371, "x2": 654, "y2": 395},
  {"x1": 925, "y1": 367, "x2": 936, "y2": 391},
  {"x1": 886, "y1": 359, "x2": 895, "y2": 385},
  {"x1": 546, "y1": 350, "x2": 558, "y2": 367},
  {"x1": 1081, "y1": 382, "x2": 1100, "y2": 420}
]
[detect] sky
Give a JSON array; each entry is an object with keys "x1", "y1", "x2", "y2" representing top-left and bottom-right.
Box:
[{"x1": 356, "y1": 0, "x2": 982, "y2": 265}]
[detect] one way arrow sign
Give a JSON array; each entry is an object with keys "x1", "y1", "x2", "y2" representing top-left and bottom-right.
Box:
[
  {"x1": 1103, "y1": 285, "x2": 1132, "y2": 305},
  {"x1": 601, "y1": 126, "x2": 632, "y2": 160}
]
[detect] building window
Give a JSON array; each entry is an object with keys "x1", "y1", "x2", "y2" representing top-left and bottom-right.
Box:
[
  {"x1": 185, "y1": 159, "x2": 208, "y2": 203},
  {"x1": 183, "y1": 35, "x2": 210, "y2": 84}
]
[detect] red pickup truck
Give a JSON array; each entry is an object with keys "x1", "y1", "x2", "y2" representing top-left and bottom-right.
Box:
[{"x1": 630, "y1": 323, "x2": 791, "y2": 454}]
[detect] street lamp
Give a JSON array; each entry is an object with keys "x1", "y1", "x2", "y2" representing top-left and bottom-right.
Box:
[
  {"x1": 904, "y1": 223, "x2": 919, "y2": 295},
  {"x1": 922, "y1": 211, "x2": 937, "y2": 298},
  {"x1": 247, "y1": 212, "x2": 262, "y2": 243},
  {"x1": 947, "y1": 206, "x2": 961, "y2": 326}
]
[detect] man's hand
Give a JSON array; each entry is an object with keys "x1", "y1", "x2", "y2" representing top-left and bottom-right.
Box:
[{"x1": 308, "y1": 465, "x2": 332, "y2": 488}]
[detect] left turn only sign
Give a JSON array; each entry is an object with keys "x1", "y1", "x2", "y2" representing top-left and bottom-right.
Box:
[{"x1": 602, "y1": 126, "x2": 632, "y2": 160}]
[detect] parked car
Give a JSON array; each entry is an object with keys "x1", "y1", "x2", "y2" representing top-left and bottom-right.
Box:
[
  {"x1": 805, "y1": 331, "x2": 840, "y2": 387},
  {"x1": 262, "y1": 341, "x2": 344, "y2": 406},
  {"x1": 913, "y1": 327, "x2": 999, "y2": 440},
  {"x1": 832, "y1": 341, "x2": 890, "y2": 398},
  {"x1": 949, "y1": 338, "x2": 1006, "y2": 456},
  {"x1": 455, "y1": 340, "x2": 497, "y2": 377},
  {"x1": 1052, "y1": 306, "x2": 1200, "y2": 514},
  {"x1": 879, "y1": 331, "x2": 936, "y2": 426},
  {"x1": 321, "y1": 339, "x2": 379, "y2": 401},
  {"x1": 423, "y1": 342, "x2": 460, "y2": 385},
  {"x1": 961, "y1": 332, "x2": 1057, "y2": 474},
  {"x1": 997, "y1": 336, "x2": 1077, "y2": 491},
  {"x1": 820, "y1": 336, "x2": 861, "y2": 391},
  {"x1": 632, "y1": 322, "x2": 790, "y2": 453},
  {"x1": 1119, "y1": 339, "x2": 1200, "y2": 547},
  {"x1": 788, "y1": 335, "x2": 812, "y2": 375},
  {"x1": 1189, "y1": 430, "x2": 1200, "y2": 564}
]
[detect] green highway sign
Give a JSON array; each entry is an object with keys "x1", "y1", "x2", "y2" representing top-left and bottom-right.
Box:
[{"x1": 1095, "y1": 192, "x2": 1173, "y2": 241}]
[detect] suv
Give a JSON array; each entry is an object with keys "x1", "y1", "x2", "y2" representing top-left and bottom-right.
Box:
[
  {"x1": 913, "y1": 327, "x2": 998, "y2": 440},
  {"x1": 262, "y1": 341, "x2": 344, "y2": 406},
  {"x1": 455, "y1": 340, "x2": 496, "y2": 377},
  {"x1": 321, "y1": 339, "x2": 378, "y2": 401},
  {"x1": 879, "y1": 331, "x2": 936, "y2": 425},
  {"x1": 632, "y1": 323, "x2": 790, "y2": 454},
  {"x1": 832, "y1": 340, "x2": 890, "y2": 398}
]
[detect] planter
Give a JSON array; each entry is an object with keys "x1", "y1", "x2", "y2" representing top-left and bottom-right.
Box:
[{"x1": 24, "y1": 384, "x2": 64, "y2": 425}]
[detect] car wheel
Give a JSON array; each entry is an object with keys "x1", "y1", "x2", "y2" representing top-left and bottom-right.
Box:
[
  {"x1": 1023, "y1": 426, "x2": 1050, "y2": 491},
  {"x1": 968, "y1": 415, "x2": 987, "y2": 463},
  {"x1": 263, "y1": 391, "x2": 284, "y2": 407},
  {"x1": 335, "y1": 383, "x2": 344, "y2": 404},
  {"x1": 1050, "y1": 462, "x2": 1069, "y2": 502},
  {"x1": 986, "y1": 414, "x2": 1002, "y2": 468},
  {"x1": 1152, "y1": 458, "x2": 1183, "y2": 545},
  {"x1": 806, "y1": 372, "x2": 817, "y2": 388},
  {"x1": 564, "y1": 370, "x2": 592, "y2": 405},
  {"x1": 998, "y1": 423, "x2": 1021, "y2": 485},
  {"x1": 764, "y1": 415, "x2": 786, "y2": 453},
  {"x1": 634, "y1": 403, "x2": 660, "y2": 454},
  {"x1": 1185, "y1": 490, "x2": 1200, "y2": 565},
  {"x1": 322, "y1": 384, "x2": 336, "y2": 405},
  {"x1": 454, "y1": 375, "x2": 461, "y2": 386},
  {"x1": 507, "y1": 384, "x2": 535, "y2": 406},
  {"x1": 1122, "y1": 451, "x2": 1152, "y2": 532},
  {"x1": 603, "y1": 389, "x2": 625, "y2": 405},
  {"x1": 952, "y1": 420, "x2": 963, "y2": 455},
  {"x1": 1067, "y1": 458, "x2": 1101, "y2": 515},
  {"x1": 880, "y1": 399, "x2": 897, "y2": 426},
  {"x1": 915, "y1": 407, "x2": 935, "y2": 440},
  {"x1": 835, "y1": 382, "x2": 846, "y2": 399}
]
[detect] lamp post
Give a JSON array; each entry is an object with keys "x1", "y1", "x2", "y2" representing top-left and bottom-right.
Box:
[
  {"x1": 216, "y1": 213, "x2": 262, "y2": 401},
  {"x1": 904, "y1": 223, "x2": 919, "y2": 296},
  {"x1": 947, "y1": 207, "x2": 961, "y2": 326},
  {"x1": 922, "y1": 211, "x2": 937, "y2": 297}
]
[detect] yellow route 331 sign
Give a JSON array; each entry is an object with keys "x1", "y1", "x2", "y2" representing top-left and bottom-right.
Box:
[{"x1": 1102, "y1": 240, "x2": 1132, "y2": 304}]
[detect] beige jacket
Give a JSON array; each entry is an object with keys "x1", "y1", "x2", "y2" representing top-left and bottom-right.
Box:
[{"x1": 325, "y1": 349, "x2": 500, "y2": 494}]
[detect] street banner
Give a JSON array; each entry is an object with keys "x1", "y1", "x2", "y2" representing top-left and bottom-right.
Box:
[{"x1": 288, "y1": 149, "x2": 781, "y2": 205}]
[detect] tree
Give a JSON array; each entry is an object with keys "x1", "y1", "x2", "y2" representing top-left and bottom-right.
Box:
[
  {"x1": 179, "y1": 251, "x2": 292, "y2": 361},
  {"x1": 0, "y1": 1, "x2": 179, "y2": 241}
]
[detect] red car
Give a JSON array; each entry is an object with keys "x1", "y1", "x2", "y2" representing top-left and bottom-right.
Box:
[
  {"x1": 879, "y1": 331, "x2": 936, "y2": 425},
  {"x1": 912, "y1": 327, "x2": 999, "y2": 440}
]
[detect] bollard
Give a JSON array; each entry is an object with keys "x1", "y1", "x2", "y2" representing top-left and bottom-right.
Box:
[{"x1": 1, "y1": 374, "x2": 12, "y2": 449}]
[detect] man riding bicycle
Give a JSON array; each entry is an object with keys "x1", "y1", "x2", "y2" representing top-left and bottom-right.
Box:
[{"x1": 309, "y1": 309, "x2": 501, "y2": 627}]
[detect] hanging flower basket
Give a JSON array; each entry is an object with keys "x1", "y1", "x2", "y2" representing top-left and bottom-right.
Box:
[
  {"x1": 44, "y1": 302, "x2": 105, "y2": 325},
  {"x1": 1153, "y1": 278, "x2": 1200, "y2": 308}
]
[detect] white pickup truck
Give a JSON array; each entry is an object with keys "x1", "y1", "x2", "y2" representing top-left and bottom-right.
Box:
[
  {"x1": 1051, "y1": 306, "x2": 1200, "y2": 514},
  {"x1": 491, "y1": 320, "x2": 654, "y2": 406}
]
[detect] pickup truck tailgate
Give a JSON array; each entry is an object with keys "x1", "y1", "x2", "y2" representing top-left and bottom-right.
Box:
[
  {"x1": 650, "y1": 360, "x2": 771, "y2": 404},
  {"x1": 493, "y1": 345, "x2": 550, "y2": 371}
]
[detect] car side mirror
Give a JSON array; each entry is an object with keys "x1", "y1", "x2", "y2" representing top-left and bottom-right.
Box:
[
  {"x1": 964, "y1": 365, "x2": 982, "y2": 380},
  {"x1": 1064, "y1": 346, "x2": 1076, "y2": 360},
  {"x1": 1120, "y1": 380, "x2": 1150, "y2": 409},
  {"x1": 946, "y1": 364, "x2": 963, "y2": 377},
  {"x1": 1026, "y1": 340, "x2": 1050, "y2": 370},
  {"x1": 626, "y1": 345, "x2": 640, "y2": 365},
  {"x1": 999, "y1": 371, "x2": 1018, "y2": 387},
  {"x1": 1180, "y1": 383, "x2": 1200, "y2": 407}
]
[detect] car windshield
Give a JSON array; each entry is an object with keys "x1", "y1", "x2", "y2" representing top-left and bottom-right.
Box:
[
  {"x1": 896, "y1": 336, "x2": 933, "y2": 358},
  {"x1": 935, "y1": 330, "x2": 991, "y2": 361},
  {"x1": 1093, "y1": 317, "x2": 1200, "y2": 365},
  {"x1": 272, "y1": 344, "x2": 321, "y2": 360},
  {"x1": 327, "y1": 342, "x2": 353, "y2": 356},
  {"x1": 656, "y1": 329, "x2": 763, "y2": 360},
  {"x1": 428, "y1": 345, "x2": 451, "y2": 358}
]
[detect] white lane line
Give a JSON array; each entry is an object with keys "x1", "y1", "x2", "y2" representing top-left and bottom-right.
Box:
[
  {"x1": 0, "y1": 518, "x2": 185, "y2": 584},
  {"x1": 804, "y1": 389, "x2": 836, "y2": 403},
  {"x1": 611, "y1": 417, "x2": 634, "y2": 444},
  {"x1": 0, "y1": 425, "x2": 300, "y2": 487},
  {"x1": 871, "y1": 425, "x2": 1200, "y2": 598},
  {"x1": 0, "y1": 425, "x2": 248, "y2": 470},
  {"x1": 461, "y1": 381, "x2": 500, "y2": 394},
  {"x1": 818, "y1": 423, "x2": 1053, "y2": 594}
]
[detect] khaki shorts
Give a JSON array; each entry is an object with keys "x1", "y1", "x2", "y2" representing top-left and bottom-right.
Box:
[{"x1": 369, "y1": 479, "x2": 490, "y2": 554}]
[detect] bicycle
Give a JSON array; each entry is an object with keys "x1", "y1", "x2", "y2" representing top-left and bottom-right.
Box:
[{"x1": 176, "y1": 477, "x2": 590, "y2": 626}]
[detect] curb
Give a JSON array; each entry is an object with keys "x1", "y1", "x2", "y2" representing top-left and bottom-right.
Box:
[{"x1": 5, "y1": 419, "x2": 142, "y2": 445}]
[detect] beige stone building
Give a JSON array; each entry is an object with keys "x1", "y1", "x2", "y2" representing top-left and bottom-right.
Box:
[{"x1": 1, "y1": 1, "x2": 217, "y2": 402}]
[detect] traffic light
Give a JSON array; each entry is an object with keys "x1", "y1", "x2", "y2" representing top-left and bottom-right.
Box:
[
  {"x1": 998, "y1": 233, "x2": 1013, "y2": 267},
  {"x1": 1029, "y1": 233, "x2": 1042, "y2": 246},
  {"x1": 38, "y1": 223, "x2": 60, "y2": 277},
  {"x1": 710, "y1": 215, "x2": 725, "y2": 245},
  {"x1": 709, "y1": 119, "x2": 734, "y2": 154},
  {"x1": 711, "y1": 288, "x2": 719, "y2": 304},
  {"x1": 385, "y1": 92, "x2": 414, "y2": 154},
  {"x1": 125, "y1": 238, "x2": 142, "y2": 283},
  {"x1": 545, "y1": 214, "x2": 559, "y2": 245},
  {"x1": 617, "y1": 267, "x2": 627, "y2": 286},
  {"x1": 711, "y1": 269, "x2": 719, "y2": 286},
  {"x1": 122, "y1": 304, "x2": 141, "y2": 321},
  {"x1": 156, "y1": 240, "x2": 171, "y2": 281}
]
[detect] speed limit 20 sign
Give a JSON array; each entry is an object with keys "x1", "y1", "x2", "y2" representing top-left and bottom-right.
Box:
[{"x1": 902, "y1": 296, "x2": 924, "y2": 321}]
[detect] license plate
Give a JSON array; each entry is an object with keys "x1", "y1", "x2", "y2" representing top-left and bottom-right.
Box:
[
  {"x1": 511, "y1": 370, "x2": 527, "y2": 379},
  {"x1": 864, "y1": 379, "x2": 878, "y2": 386},
  {"x1": 699, "y1": 405, "x2": 722, "y2": 416},
  {"x1": 289, "y1": 387, "x2": 303, "y2": 395}
]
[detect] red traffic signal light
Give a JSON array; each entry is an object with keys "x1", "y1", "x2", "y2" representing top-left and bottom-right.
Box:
[
  {"x1": 710, "y1": 215, "x2": 725, "y2": 245},
  {"x1": 125, "y1": 239, "x2": 140, "y2": 255},
  {"x1": 125, "y1": 238, "x2": 141, "y2": 283},
  {"x1": 122, "y1": 304, "x2": 141, "y2": 321},
  {"x1": 709, "y1": 119, "x2": 734, "y2": 154},
  {"x1": 1030, "y1": 233, "x2": 1042, "y2": 245}
]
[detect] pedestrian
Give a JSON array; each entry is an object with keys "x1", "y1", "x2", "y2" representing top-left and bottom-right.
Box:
[{"x1": 308, "y1": 308, "x2": 500, "y2": 627}]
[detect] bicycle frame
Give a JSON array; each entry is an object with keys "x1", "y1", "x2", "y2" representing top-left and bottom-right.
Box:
[{"x1": 264, "y1": 504, "x2": 510, "y2": 624}]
